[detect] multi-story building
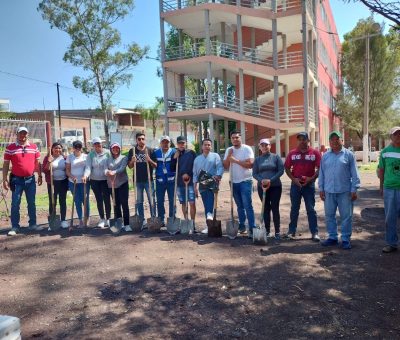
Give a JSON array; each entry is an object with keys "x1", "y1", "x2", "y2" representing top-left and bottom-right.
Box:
[{"x1": 158, "y1": 0, "x2": 341, "y2": 155}]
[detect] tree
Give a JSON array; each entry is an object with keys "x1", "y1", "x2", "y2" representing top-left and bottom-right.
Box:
[
  {"x1": 346, "y1": 1, "x2": 400, "y2": 28},
  {"x1": 38, "y1": 0, "x2": 149, "y2": 142},
  {"x1": 337, "y1": 18, "x2": 400, "y2": 140},
  {"x1": 136, "y1": 98, "x2": 162, "y2": 140}
]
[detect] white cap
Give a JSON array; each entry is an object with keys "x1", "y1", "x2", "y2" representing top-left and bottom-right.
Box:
[
  {"x1": 390, "y1": 126, "x2": 400, "y2": 135},
  {"x1": 17, "y1": 126, "x2": 28, "y2": 133},
  {"x1": 110, "y1": 142, "x2": 121, "y2": 149},
  {"x1": 91, "y1": 137, "x2": 103, "y2": 144},
  {"x1": 160, "y1": 135, "x2": 171, "y2": 142},
  {"x1": 259, "y1": 138, "x2": 271, "y2": 145}
]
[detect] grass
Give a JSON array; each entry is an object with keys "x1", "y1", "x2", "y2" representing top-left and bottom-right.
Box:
[{"x1": 358, "y1": 162, "x2": 378, "y2": 173}]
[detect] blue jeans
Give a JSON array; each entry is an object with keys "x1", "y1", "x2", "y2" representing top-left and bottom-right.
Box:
[
  {"x1": 200, "y1": 189, "x2": 214, "y2": 218},
  {"x1": 383, "y1": 188, "x2": 400, "y2": 247},
  {"x1": 136, "y1": 182, "x2": 155, "y2": 219},
  {"x1": 324, "y1": 192, "x2": 353, "y2": 242},
  {"x1": 289, "y1": 183, "x2": 318, "y2": 235},
  {"x1": 232, "y1": 180, "x2": 256, "y2": 231},
  {"x1": 10, "y1": 175, "x2": 37, "y2": 229},
  {"x1": 156, "y1": 180, "x2": 175, "y2": 223},
  {"x1": 69, "y1": 181, "x2": 90, "y2": 220},
  {"x1": 177, "y1": 185, "x2": 195, "y2": 203}
]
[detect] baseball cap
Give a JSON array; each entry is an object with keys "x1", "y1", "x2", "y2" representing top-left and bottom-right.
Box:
[
  {"x1": 329, "y1": 131, "x2": 342, "y2": 139},
  {"x1": 390, "y1": 126, "x2": 400, "y2": 135},
  {"x1": 91, "y1": 137, "x2": 103, "y2": 144},
  {"x1": 297, "y1": 132, "x2": 309, "y2": 140},
  {"x1": 160, "y1": 135, "x2": 171, "y2": 142},
  {"x1": 110, "y1": 142, "x2": 121, "y2": 149},
  {"x1": 177, "y1": 136, "x2": 186, "y2": 143},
  {"x1": 259, "y1": 138, "x2": 271, "y2": 145},
  {"x1": 17, "y1": 126, "x2": 28, "y2": 133},
  {"x1": 72, "y1": 140, "x2": 83, "y2": 148}
]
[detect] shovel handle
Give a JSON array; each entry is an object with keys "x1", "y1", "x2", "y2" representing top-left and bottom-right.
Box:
[{"x1": 69, "y1": 179, "x2": 77, "y2": 231}]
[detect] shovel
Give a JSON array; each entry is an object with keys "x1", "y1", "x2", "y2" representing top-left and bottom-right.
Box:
[
  {"x1": 69, "y1": 179, "x2": 77, "y2": 232},
  {"x1": 167, "y1": 154, "x2": 180, "y2": 235},
  {"x1": 145, "y1": 149, "x2": 162, "y2": 233},
  {"x1": 225, "y1": 165, "x2": 238, "y2": 239},
  {"x1": 48, "y1": 162, "x2": 61, "y2": 231},
  {"x1": 207, "y1": 189, "x2": 222, "y2": 237},
  {"x1": 180, "y1": 180, "x2": 194, "y2": 235},
  {"x1": 109, "y1": 177, "x2": 123, "y2": 235},
  {"x1": 83, "y1": 180, "x2": 88, "y2": 228},
  {"x1": 253, "y1": 184, "x2": 268, "y2": 245},
  {"x1": 129, "y1": 147, "x2": 143, "y2": 232}
]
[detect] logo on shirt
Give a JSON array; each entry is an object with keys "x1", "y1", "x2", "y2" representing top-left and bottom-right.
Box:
[
  {"x1": 305, "y1": 154, "x2": 316, "y2": 161},
  {"x1": 136, "y1": 153, "x2": 147, "y2": 163}
]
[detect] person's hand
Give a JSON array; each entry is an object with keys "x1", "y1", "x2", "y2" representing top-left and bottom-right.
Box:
[
  {"x1": 351, "y1": 192, "x2": 358, "y2": 201},
  {"x1": 174, "y1": 150, "x2": 180, "y2": 159},
  {"x1": 145, "y1": 154, "x2": 152, "y2": 162},
  {"x1": 183, "y1": 174, "x2": 190, "y2": 182},
  {"x1": 3, "y1": 179, "x2": 9, "y2": 191},
  {"x1": 213, "y1": 175, "x2": 221, "y2": 183},
  {"x1": 292, "y1": 178, "x2": 302, "y2": 187},
  {"x1": 48, "y1": 155, "x2": 54, "y2": 162},
  {"x1": 303, "y1": 176, "x2": 313, "y2": 185},
  {"x1": 261, "y1": 179, "x2": 271, "y2": 187},
  {"x1": 37, "y1": 176, "x2": 43, "y2": 186},
  {"x1": 379, "y1": 187, "x2": 383, "y2": 197},
  {"x1": 82, "y1": 176, "x2": 87, "y2": 184},
  {"x1": 319, "y1": 191, "x2": 325, "y2": 201},
  {"x1": 129, "y1": 157, "x2": 137, "y2": 165}
]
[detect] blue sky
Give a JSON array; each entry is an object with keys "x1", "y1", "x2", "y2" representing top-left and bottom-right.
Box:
[{"x1": 0, "y1": 0, "x2": 387, "y2": 113}]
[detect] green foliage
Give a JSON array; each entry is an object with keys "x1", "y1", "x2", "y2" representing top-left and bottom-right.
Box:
[
  {"x1": 38, "y1": 0, "x2": 149, "y2": 141},
  {"x1": 0, "y1": 112, "x2": 17, "y2": 119},
  {"x1": 136, "y1": 99, "x2": 162, "y2": 139}
]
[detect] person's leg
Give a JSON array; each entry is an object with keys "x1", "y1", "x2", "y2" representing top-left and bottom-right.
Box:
[
  {"x1": 10, "y1": 177, "x2": 24, "y2": 230},
  {"x1": 336, "y1": 192, "x2": 353, "y2": 242},
  {"x1": 144, "y1": 181, "x2": 156, "y2": 217},
  {"x1": 302, "y1": 183, "x2": 318, "y2": 235},
  {"x1": 200, "y1": 190, "x2": 214, "y2": 218},
  {"x1": 270, "y1": 185, "x2": 282, "y2": 235},
  {"x1": 113, "y1": 186, "x2": 122, "y2": 219},
  {"x1": 24, "y1": 176, "x2": 37, "y2": 227},
  {"x1": 324, "y1": 193, "x2": 338, "y2": 241},
  {"x1": 100, "y1": 180, "x2": 111, "y2": 220},
  {"x1": 167, "y1": 181, "x2": 175, "y2": 218},
  {"x1": 119, "y1": 182, "x2": 130, "y2": 226},
  {"x1": 176, "y1": 186, "x2": 186, "y2": 218},
  {"x1": 47, "y1": 183, "x2": 53, "y2": 216},
  {"x1": 85, "y1": 182, "x2": 90, "y2": 217},
  {"x1": 73, "y1": 183, "x2": 84, "y2": 220},
  {"x1": 240, "y1": 181, "x2": 256, "y2": 233},
  {"x1": 232, "y1": 182, "x2": 246, "y2": 231},
  {"x1": 136, "y1": 182, "x2": 145, "y2": 219},
  {"x1": 188, "y1": 185, "x2": 196, "y2": 220},
  {"x1": 90, "y1": 180, "x2": 105, "y2": 219},
  {"x1": 288, "y1": 184, "x2": 301, "y2": 234},
  {"x1": 257, "y1": 185, "x2": 270, "y2": 233},
  {"x1": 57, "y1": 179, "x2": 68, "y2": 221},
  {"x1": 383, "y1": 188, "x2": 398, "y2": 247},
  {"x1": 156, "y1": 181, "x2": 166, "y2": 223}
]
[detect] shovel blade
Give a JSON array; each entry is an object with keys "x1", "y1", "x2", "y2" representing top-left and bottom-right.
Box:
[
  {"x1": 225, "y1": 220, "x2": 239, "y2": 240},
  {"x1": 129, "y1": 214, "x2": 143, "y2": 232},
  {"x1": 253, "y1": 226, "x2": 267, "y2": 245},
  {"x1": 207, "y1": 219, "x2": 222, "y2": 237},
  {"x1": 167, "y1": 217, "x2": 180, "y2": 235},
  {"x1": 147, "y1": 217, "x2": 162, "y2": 233},
  {"x1": 48, "y1": 214, "x2": 61, "y2": 231},
  {"x1": 109, "y1": 218, "x2": 123, "y2": 235},
  {"x1": 180, "y1": 219, "x2": 194, "y2": 235}
]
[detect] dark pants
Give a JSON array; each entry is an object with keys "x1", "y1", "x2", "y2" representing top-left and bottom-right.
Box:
[
  {"x1": 257, "y1": 185, "x2": 282, "y2": 234},
  {"x1": 47, "y1": 179, "x2": 68, "y2": 221},
  {"x1": 90, "y1": 179, "x2": 111, "y2": 220},
  {"x1": 113, "y1": 181, "x2": 130, "y2": 226}
]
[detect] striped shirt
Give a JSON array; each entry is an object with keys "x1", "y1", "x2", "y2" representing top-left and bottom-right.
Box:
[{"x1": 4, "y1": 142, "x2": 40, "y2": 177}]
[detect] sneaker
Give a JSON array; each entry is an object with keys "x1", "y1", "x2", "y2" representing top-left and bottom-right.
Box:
[
  {"x1": 206, "y1": 213, "x2": 213, "y2": 221},
  {"x1": 97, "y1": 219, "x2": 106, "y2": 228},
  {"x1": 341, "y1": 240, "x2": 352, "y2": 249},
  {"x1": 105, "y1": 219, "x2": 110, "y2": 227},
  {"x1": 238, "y1": 224, "x2": 246, "y2": 234},
  {"x1": 78, "y1": 220, "x2": 84, "y2": 228},
  {"x1": 7, "y1": 228, "x2": 18, "y2": 236},
  {"x1": 321, "y1": 238, "x2": 338, "y2": 246},
  {"x1": 247, "y1": 229, "x2": 253, "y2": 239},
  {"x1": 29, "y1": 224, "x2": 43, "y2": 231},
  {"x1": 311, "y1": 233, "x2": 320, "y2": 242},
  {"x1": 61, "y1": 220, "x2": 69, "y2": 229},
  {"x1": 124, "y1": 225, "x2": 133, "y2": 232},
  {"x1": 201, "y1": 227, "x2": 208, "y2": 234},
  {"x1": 382, "y1": 245, "x2": 398, "y2": 253},
  {"x1": 266, "y1": 232, "x2": 272, "y2": 238},
  {"x1": 275, "y1": 233, "x2": 281, "y2": 240},
  {"x1": 284, "y1": 232, "x2": 296, "y2": 240}
]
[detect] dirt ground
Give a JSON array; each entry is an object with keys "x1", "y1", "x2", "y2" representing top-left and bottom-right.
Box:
[{"x1": 1, "y1": 171, "x2": 400, "y2": 339}]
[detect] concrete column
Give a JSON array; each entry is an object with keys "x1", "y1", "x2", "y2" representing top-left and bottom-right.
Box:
[
  {"x1": 207, "y1": 62, "x2": 214, "y2": 149},
  {"x1": 302, "y1": 0, "x2": 309, "y2": 132},
  {"x1": 239, "y1": 68, "x2": 245, "y2": 140},
  {"x1": 272, "y1": 3, "x2": 280, "y2": 156},
  {"x1": 224, "y1": 119, "x2": 229, "y2": 149},
  {"x1": 237, "y1": 15, "x2": 243, "y2": 60},
  {"x1": 223, "y1": 69, "x2": 227, "y2": 107},
  {"x1": 282, "y1": 34, "x2": 287, "y2": 69},
  {"x1": 205, "y1": 10, "x2": 211, "y2": 55},
  {"x1": 159, "y1": 3, "x2": 169, "y2": 135},
  {"x1": 179, "y1": 29, "x2": 183, "y2": 59},
  {"x1": 215, "y1": 120, "x2": 220, "y2": 152},
  {"x1": 199, "y1": 121, "x2": 203, "y2": 143},
  {"x1": 183, "y1": 120, "x2": 187, "y2": 140},
  {"x1": 284, "y1": 84, "x2": 289, "y2": 122},
  {"x1": 254, "y1": 126, "x2": 259, "y2": 147},
  {"x1": 284, "y1": 130, "x2": 289, "y2": 157},
  {"x1": 310, "y1": 128, "x2": 315, "y2": 148}
]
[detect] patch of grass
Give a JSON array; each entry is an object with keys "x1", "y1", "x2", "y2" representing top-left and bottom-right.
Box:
[{"x1": 358, "y1": 162, "x2": 378, "y2": 173}]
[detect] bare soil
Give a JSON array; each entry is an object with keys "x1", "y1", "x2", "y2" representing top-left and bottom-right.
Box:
[{"x1": 1, "y1": 172, "x2": 400, "y2": 339}]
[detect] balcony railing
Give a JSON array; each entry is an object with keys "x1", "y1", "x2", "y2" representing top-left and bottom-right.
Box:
[
  {"x1": 168, "y1": 95, "x2": 315, "y2": 124},
  {"x1": 162, "y1": 0, "x2": 303, "y2": 12},
  {"x1": 165, "y1": 41, "x2": 307, "y2": 69}
]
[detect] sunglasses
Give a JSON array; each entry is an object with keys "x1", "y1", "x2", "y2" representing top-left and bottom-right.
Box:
[
  {"x1": 74, "y1": 145, "x2": 82, "y2": 149},
  {"x1": 137, "y1": 137, "x2": 145, "y2": 141}
]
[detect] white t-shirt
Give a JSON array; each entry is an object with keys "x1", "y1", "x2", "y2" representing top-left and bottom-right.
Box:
[
  {"x1": 224, "y1": 144, "x2": 254, "y2": 183},
  {"x1": 52, "y1": 155, "x2": 67, "y2": 181},
  {"x1": 66, "y1": 153, "x2": 87, "y2": 183}
]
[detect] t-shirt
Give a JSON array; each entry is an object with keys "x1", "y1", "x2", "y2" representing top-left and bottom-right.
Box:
[
  {"x1": 378, "y1": 144, "x2": 400, "y2": 189},
  {"x1": 284, "y1": 147, "x2": 321, "y2": 178},
  {"x1": 4, "y1": 142, "x2": 40, "y2": 177},
  {"x1": 223, "y1": 145, "x2": 254, "y2": 183},
  {"x1": 66, "y1": 153, "x2": 87, "y2": 183},
  {"x1": 43, "y1": 155, "x2": 67, "y2": 182},
  {"x1": 127, "y1": 146, "x2": 155, "y2": 183}
]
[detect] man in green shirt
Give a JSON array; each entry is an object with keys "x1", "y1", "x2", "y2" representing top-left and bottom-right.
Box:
[{"x1": 378, "y1": 126, "x2": 400, "y2": 253}]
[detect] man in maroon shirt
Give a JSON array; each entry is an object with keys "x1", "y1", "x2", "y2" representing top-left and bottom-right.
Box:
[
  {"x1": 3, "y1": 127, "x2": 42, "y2": 236},
  {"x1": 284, "y1": 132, "x2": 321, "y2": 241}
]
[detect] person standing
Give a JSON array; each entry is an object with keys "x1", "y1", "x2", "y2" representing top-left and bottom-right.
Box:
[
  {"x1": 152, "y1": 136, "x2": 176, "y2": 227},
  {"x1": 127, "y1": 133, "x2": 155, "y2": 227},
  {"x1": 105, "y1": 142, "x2": 130, "y2": 231},
  {"x1": 170, "y1": 136, "x2": 197, "y2": 227},
  {"x1": 378, "y1": 127, "x2": 400, "y2": 253},
  {"x1": 193, "y1": 139, "x2": 224, "y2": 232},
  {"x1": 252, "y1": 138, "x2": 284, "y2": 239},
  {"x1": 84, "y1": 137, "x2": 111, "y2": 228},
  {"x1": 66, "y1": 140, "x2": 90, "y2": 228},
  {"x1": 42, "y1": 142, "x2": 69, "y2": 230},
  {"x1": 319, "y1": 131, "x2": 360, "y2": 249},
  {"x1": 284, "y1": 132, "x2": 321, "y2": 241},
  {"x1": 3, "y1": 127, "x2": 43, "y2": 236},
  {"x1": 223, "y1": 130, "x2": 256, "y2": 238}
]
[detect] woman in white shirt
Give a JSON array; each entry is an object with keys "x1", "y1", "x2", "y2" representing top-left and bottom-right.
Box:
[
  {"x1": 43, "y1": 142, "x2": 69, "y2": 229},
  {"x1": 66, "y1": 140, "x2": 90, "y2": 228}
]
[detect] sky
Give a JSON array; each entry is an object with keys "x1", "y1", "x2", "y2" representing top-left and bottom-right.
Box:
[{"x1": 0, "y1": 0, "x2": 388, "y2": 113}]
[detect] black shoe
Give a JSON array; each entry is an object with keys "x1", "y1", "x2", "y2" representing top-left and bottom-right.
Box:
[{"x1": 382, "y1": 245, "x2": 398, "y2": 253}]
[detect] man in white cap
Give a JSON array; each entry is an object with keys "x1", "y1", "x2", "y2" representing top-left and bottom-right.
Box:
[
  {"x1": 378, "y1": 126, "x2": 400, "y2": 253},
  {"x1": 3, "y1": 127, "x2": 43, "y2": 236}
]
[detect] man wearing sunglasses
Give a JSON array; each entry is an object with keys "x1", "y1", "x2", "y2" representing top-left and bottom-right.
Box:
[{"x1": 3, "y1": 126, "x2": 43, "y2": 236}]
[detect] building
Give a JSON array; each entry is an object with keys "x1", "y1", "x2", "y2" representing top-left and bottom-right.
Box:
[
  {"x1": 0, "y1": 99, "x2": 11, "y2": 112},
  {"x1": 158, "y1": 0, "x2": 341, "y2": 155}
]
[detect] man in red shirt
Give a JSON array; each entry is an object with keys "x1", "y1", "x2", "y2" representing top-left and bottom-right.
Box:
[
  {"x1": 284, "y1": 132, "x2": 321, "y2": 241},
  {"x1": 3, "y1": 127, "x2": 42, "y2": 236}
]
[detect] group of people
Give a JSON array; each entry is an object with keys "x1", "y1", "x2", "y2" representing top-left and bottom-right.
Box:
[{"x1": 2, "y1": 125, "x2": 400, "y2": 254}]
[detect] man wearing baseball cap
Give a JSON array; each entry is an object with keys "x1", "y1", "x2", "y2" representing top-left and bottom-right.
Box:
[
  {"x1": 378, "y1": 126, "x2": 400, "y2": 253},
  {"x1": 3, "y1": 126, "x2": 43, "y2": 236},
  {"x1": 284, "y1": 131, "x2": 321, "y2": 241}
]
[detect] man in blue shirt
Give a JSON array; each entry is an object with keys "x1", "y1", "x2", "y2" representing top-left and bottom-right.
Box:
[{"x1": 319, "y1": 131, "x2": 360, "y2": 249}]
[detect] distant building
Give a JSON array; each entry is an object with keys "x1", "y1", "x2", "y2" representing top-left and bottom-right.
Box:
[{"x1": 0, "y1": 99, "x2": 10, "y2": 112}]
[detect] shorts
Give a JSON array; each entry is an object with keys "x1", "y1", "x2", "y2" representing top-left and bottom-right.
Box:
[{"x1": 177, "y1": 185, "x2": 195, "y2": 204}]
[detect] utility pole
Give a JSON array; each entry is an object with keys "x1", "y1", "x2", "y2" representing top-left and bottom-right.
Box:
[
  {"x1": 57, "y1": 83, "x2": 62, "y2": 141},
  {"x1": 362, "y1": 34, "x2": 370, "y2": 164}
]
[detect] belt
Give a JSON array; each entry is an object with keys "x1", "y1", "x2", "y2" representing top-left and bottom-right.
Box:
[{"x1": 13, "y1": 174, "x2": 34, "y2": 180}]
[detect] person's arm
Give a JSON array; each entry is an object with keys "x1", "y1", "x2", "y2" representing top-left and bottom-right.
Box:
[
  {"x1": 252, "y1": 157, "x2": 262, "y2": 182},
  {"x1": 147, "y1": 149, "x2": 157, "y2": 168},
  {"x1": 318, "y1": 155, "x2": 325, "y2": 201},
  {"x1": 36, "y1": 158, "x2": 43, "y2": 186},
  {"x1": 378, "y1": 151, "x2": 385, "y2": 196},
  {"x1": 83, "y1": 152, "x2": 92, "y2": 178},
  {"x1": 222, "y1": 148, "x2": 231, "y2": 169},
  {"x1": 2, "y1": 160, "x2": 10, "y2": 190},
  {"x1": 115, "y1": 156, "x2": 128, "y2": 174},
  {"x1": 192, "y1": 158, "x2": 199, "y2": 198},
  {"x1": 349, "y1": 151, "x2": 360, "y2": 200},
  {"x1": 127, "y1": 148, "x2": 135, "y2": 169},
  {"x1": 269, "y1": 155, "x2": 284, "y2": 183},
  {"x1": 215, "y1": 154, "x2": 224, "y2": 180},
  {"x1": 65, "y1": 157, "x2": 73, "y2": 180}
]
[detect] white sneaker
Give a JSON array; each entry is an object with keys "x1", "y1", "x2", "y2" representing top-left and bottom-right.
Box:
[
  {"x1": 105, "y1": 219, "x2": 110, "y2": 227},
  {"x1": 201, "y1": 227, "x2": 208, "y2": 234},
  {"x1": 8, "y1": 228, "x2": 18, "y2": 236},
  {"x1": 206, "y1": 213, "x2": 213, "y2": 220},
  {"x1": 97, "y1": 219, "x2": 105, "y2": 228},
  {"x1": 61, "y1": 220, "x2": 69, "y2": 229},
  {"x1": 124, "y1": 225, "x2": 132, "y2": 232}
]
